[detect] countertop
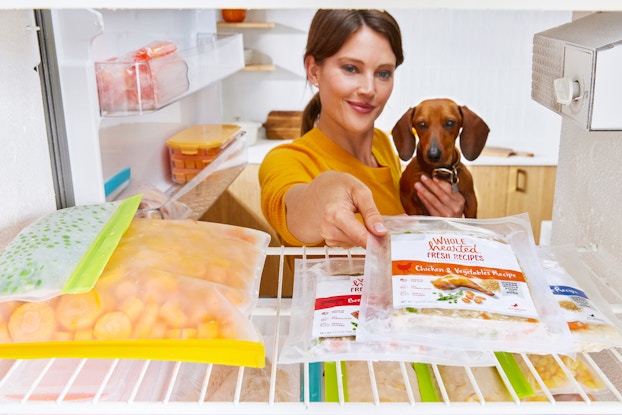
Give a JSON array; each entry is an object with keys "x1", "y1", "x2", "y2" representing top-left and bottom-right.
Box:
[{"x1": 248, "y1": 137, "x2": 558, "y2": 166}]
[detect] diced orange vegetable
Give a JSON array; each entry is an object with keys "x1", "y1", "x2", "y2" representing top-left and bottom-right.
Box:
[
  {"x1": 8, "y1": 302, "x2": 57, "y2": 343},
  {"x1": 197, "y1": 320, "x2": 219, "y2": 339},
  {"x1": 144, "y1": 273, "x2": 178, "y2": 303},
  {"x1": 55, "y1": 290, "x2": 102, "y2": 331},
  {"x1": 166, "y1": 328, "x2": 197, "y2": 340},
  {"x1": 159, "y1": 300, "x2": 187, "y2": 328},
  {"x1": 114, "y1": 280, "x2": 139, "y2": 302},
  {"x1": 119, "y1": 296, "x2": 144, "y2": 323},
  {"x1": 93, "y1": 311, "x2": 132, "y2": 340},
  {"x1": 133, "y1": 301, "x2": 159, "y2": 339}
]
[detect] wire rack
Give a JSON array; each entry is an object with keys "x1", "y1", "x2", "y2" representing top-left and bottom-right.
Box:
[{"x1": 1, "y1": 246, "x2": 622, "y2": 415}]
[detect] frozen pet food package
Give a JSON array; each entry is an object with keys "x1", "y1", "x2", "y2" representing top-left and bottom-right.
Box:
[
  {"x1": 537, "y1": 244, "x2": 622, "y2": 352},
  {"x1": 0, "y1": 219, "x2": 271, "y2": 368},
  {"x1": 515, "y1": 353, "x2": 606, "y2": 400},
  {"x1": 0, "y1": 195, "x2": 141, "y2": 302},
  {"x1": 279, "y1": 257, "x2": 495, "y2": 366},
  {"x1": 356, "y1": 214, "x2": 572, "y2": 355}
]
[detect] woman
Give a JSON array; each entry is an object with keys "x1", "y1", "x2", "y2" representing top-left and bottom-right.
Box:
[{"x1": 259, "y1": 9, "x2": 464, "y2": 249}]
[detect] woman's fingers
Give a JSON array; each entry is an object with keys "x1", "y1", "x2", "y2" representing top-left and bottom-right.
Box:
[{"x1": 414, "y1": 175, "x2": 465, "y2": 217}]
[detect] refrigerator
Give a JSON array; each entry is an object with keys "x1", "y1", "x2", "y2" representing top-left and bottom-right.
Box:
[{"x1": 1, "y1": 3, "x2": 622, "y2": 415}]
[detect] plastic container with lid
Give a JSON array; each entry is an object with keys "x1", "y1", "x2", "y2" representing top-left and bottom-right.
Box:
[{"x1": 166, "y1": 124, "x2": 241, "y2": 183}]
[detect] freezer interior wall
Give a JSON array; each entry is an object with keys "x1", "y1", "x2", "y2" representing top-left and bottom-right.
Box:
[
  {"x1": 551, "y1": 119, "x2": 622, "y2": 306},
  {"x1": 0, "y1": 10, "x2": 57, "y2": 250}
]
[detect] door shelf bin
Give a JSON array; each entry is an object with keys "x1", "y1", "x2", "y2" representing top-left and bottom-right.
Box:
[{"x1": 95, "y1": 33, "x2": 244, "y2": 116}]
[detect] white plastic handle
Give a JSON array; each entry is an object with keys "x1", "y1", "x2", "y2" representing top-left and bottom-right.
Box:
[{"x1": 553, "y1": 77, "x2": 581, "y2": 105}]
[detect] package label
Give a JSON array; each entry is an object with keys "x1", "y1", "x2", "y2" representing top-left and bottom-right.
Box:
[
  {"x1": 550, "y1": 285, "x2": 612, "y2": 326},
  {"x1": 312, "y1": 276, "x2": 363, "y2": 338},
  {"x1": 391, "y1": 233, "x2": 539, "y2": 319}
]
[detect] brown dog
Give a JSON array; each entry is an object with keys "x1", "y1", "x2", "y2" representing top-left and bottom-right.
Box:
[{"x1": 392, "y1": 98, "x2": 490, "y2": 218}]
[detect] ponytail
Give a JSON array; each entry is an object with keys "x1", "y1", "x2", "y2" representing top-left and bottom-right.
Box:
[{"x1": 301, "y1": 92, "x2": 321, "y2": 135}]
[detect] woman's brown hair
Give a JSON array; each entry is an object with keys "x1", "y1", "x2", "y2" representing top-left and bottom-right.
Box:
[{"x1": 301, "y1": 9, "x2": 404, "y2": 134}]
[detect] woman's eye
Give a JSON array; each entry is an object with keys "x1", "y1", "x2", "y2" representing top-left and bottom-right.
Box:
[
  {"x1": 342, "y1": 64, "x2": 358, "y2": 74},
  {"x1": 377, "y1": 70, "x2": 393, "y2": 80}
]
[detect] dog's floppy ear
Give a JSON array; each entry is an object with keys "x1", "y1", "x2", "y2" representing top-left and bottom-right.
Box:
[
  {"x1": 392, "y1": 107, "x2": 417, "y2": 161},
  {"x1": 459, "y1": 106, "x2": 490, "y2": 161}
]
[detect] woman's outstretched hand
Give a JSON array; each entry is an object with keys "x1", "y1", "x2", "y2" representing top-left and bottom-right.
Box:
[{"x1": 285, "y1": 171, "x2": 387, "y2": 248}]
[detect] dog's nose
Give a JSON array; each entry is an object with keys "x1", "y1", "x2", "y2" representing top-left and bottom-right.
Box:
[{"x1": 427, "y1": 142, "x2": 442, "y2": 162}]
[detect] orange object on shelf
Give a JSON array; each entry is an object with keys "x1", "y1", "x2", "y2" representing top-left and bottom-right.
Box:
[
  {"x1": 221, "y1": 9, "x2": 247, "y2": 23},
  {"x1": 166, "y1": 124, "x2": 242, "y2": 183}
]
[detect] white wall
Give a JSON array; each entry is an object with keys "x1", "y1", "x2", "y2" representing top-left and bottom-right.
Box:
[
  {"x1": 0, "y1": 10, "x2": 57, "y2": 250},
  {"x1": 222, "y1": 9, "x2": 570, "y2": 158}
]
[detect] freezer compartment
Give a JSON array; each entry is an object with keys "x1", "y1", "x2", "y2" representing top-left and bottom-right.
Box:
[
  {"x1": 95, "y1": 33, "x2": 243, "y2": 116},
  {"x1": 1, "y1": 247, "x2": 621, "y2": 414}
]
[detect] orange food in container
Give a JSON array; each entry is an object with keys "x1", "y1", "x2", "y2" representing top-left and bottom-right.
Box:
[
  {"x1": 166, "y1": 124, "x2": 242, "y2": 184},
  {"x1": 95, "y1": 41, "x2": 190, "y2": 116}
]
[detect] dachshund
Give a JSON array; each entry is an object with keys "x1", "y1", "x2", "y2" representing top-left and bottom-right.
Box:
[{"x1": 392, "y1": 98, "x2": 490, "y2": 218}]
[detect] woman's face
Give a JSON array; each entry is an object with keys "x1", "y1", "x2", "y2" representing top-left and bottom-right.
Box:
[{"x1": 307, "y1": 26, "x2": 396, "y2": 140}]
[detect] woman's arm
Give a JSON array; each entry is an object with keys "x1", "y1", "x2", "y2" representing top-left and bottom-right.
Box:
[{"x1": 284, "y1": 171, "x2": 387, "y2": 248}]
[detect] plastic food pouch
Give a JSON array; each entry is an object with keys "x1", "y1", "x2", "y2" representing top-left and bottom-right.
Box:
[
  {"x1": 279, "y1": 257, "x2": 495, "y2": 366},
  {"x1": 341, "y1": 361, "x2": 422, "y2": 403},
  {"x1": 103, "y1": 219, "x2": 270, "y2": 315},
  {"x1": 357, "y1": 214, "x2": 571, "y2": 355},
  {"x1": 438, "y1": 365, "x2": 513, "y2": 403},
  {"x1": 169, "y1": 336, "x2": 299, "y2": 402},
  {"x1": 537, "y1": 244, "x2": 622, "y2": 352},
  {"x1": 515, "y1": 353, "x2": 606, "y2": 400},
  {"x1": 0, "y1": 220, "x2": 270, "y2": 367},
  {"x1": 0, "y1": 196, "x2": 141, "y2": 302},
  {"x1": 95, "y1": 40, "x2": 189, "y2": 113}
]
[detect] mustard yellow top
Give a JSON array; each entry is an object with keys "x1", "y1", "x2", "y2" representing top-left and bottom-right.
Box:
[{"x1": 259, "y1": 127, "x2": 405, "y2": 246}]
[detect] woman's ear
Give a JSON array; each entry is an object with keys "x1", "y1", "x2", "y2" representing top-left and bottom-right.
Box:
[{"x1": 305, "y1": 55, "x2": 320, "y2": 86}]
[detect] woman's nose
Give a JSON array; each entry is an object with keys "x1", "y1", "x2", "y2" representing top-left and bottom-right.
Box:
[{"x1": 358, "y1": 73, "x2": 375, "y2": 95}]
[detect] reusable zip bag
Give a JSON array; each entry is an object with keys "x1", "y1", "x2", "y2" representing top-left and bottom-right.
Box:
[
  {"x1": 357, "y1": 214, "x2": 572, "y2": 355},
  {"x1": 537, "y1": 244, "x2": 622, "y2": 352},
  {"x1": 0, "y1": 219, "x2": 270, "y2": 368},
  {"x1": 279, "y1": 257, "x2": 495, "y2": 366},
  {"x1": 0, "y1": 195, "x2": 141, "y2": 302}
]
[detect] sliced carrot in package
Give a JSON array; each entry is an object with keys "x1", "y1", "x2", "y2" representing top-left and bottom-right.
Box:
[{"x1": 0, "y1": 219, "x2": 270, "y2": 368}]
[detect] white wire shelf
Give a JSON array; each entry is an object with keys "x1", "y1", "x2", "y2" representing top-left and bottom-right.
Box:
[{"x1": 0, "y1": 246, "x2": 621, "y2": 415}]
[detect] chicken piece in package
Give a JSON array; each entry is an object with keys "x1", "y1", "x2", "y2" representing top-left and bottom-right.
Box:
[{"x1": 356, "y1": 214, "x2": 572, "y2": 355}]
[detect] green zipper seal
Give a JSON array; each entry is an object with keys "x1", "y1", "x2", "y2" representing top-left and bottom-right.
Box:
[
  {"x1": 324, "y1": 361, "x2": 348, "y2": 402},
  {"x1": 61, "y1": 194, "x2": 141, "y2": 294},
  {"x1": 412, "y1": 363, "x2": 441, "y2": 402},
  {"x1": 494, "y1": 351, "x2": 535, "y2": 399}
]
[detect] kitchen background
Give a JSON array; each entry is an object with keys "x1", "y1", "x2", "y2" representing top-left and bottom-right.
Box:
[{"x1": 0, "y1": 6, "x2": 621, "y2": 299}]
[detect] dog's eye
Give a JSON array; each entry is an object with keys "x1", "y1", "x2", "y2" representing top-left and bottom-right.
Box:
[
  {"x1": 444, "y1": 120, "x2": 456, "y2": 129},
  {"x1": 416, "y1": 121, "x2": 428, "y2": 130}
]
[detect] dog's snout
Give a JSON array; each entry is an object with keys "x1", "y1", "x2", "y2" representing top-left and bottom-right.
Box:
[{"x1": 427, "y1": 141, "x2": 442, "y2": 162}]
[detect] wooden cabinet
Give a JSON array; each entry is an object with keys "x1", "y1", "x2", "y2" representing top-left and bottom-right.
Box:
[{"x1": 469, "y1": 165, "x2": 557, "y2": 243}]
